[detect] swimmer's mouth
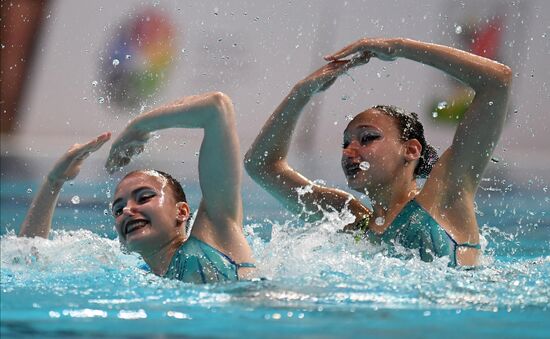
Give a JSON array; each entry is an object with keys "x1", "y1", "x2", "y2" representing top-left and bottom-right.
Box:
[
  {"x1": 124, "y1": 219, "x2": 149, "y2": 236},
  {"x1": 343, "y1": 163, "x2": 361, "y2": 177}
]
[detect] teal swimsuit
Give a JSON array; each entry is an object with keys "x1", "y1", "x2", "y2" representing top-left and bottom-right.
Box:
[
  {"x1": 364, "y1": 199, "x2": 480, "y2": 267},
  {"x1": 142, "y1": 236, "x2": 255, "y2": 283}
]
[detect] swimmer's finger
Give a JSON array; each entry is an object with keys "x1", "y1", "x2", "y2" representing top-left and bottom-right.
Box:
[
  {"x1": 129, "y1": 144, "x2": 145, "y2": 156},
  {"x1": 75, "y1": 132, "x2": 112, "y2": 156},
  {"x1": 324, "y1": 40, "x2": 365, "y2": 61},
  {"x1": 105, "y1": 147, "x2": 136, "y2": 173},
  {"x1": 347, "y1": 52, "x2": 371, "y2": 68},
  {"x1": 105, "y1": 151, "x2": 121, "y2": 173}
]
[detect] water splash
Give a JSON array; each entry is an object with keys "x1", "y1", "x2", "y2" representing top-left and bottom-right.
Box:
[{"x1": 359, "y1": 161, "x2": 370, "y2": 171}]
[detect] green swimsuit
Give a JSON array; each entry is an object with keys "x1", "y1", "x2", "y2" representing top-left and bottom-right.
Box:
[
  {"x1": 363, "y1": 199, "x2": 480, "y2": 267},
  {"x1": 142, "y1": 236, "x2": 255, "y2": 283}
]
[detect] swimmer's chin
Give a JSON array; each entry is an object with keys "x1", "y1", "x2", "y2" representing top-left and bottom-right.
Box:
[{"x1": 120, "y1": 225, "x2": 151, "y2": 250}]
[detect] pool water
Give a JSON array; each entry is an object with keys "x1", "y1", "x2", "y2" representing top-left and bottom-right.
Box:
[{"x1": 1, "y1": 181, "x2": 549, "y2": 338}]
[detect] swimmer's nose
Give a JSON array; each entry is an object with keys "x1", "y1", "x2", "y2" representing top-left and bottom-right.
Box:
[
  {"x1": 122, "y1": 205, "x2": 137, "y2": 216},
  {"x1": 342, "y1": 142, "x2": 360, "y2": 158}
]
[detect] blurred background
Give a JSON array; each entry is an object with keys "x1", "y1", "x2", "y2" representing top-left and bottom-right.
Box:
[{"x1": 1, "y1": 0, "x2": 549, "y2": 223}]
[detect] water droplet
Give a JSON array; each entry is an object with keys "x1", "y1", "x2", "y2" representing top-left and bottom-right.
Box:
[
  {"x1": 488, "y1": 101, "x2": 494, "y2": 106},
  {"x1": 194, "y1": 151, "x2": 200, "y2": 156},
  {"x1": 71, "y1": 195, "x2": 80, "y2": 204},
  {"x1": 91, "y1": 80, "x2": 98, "y2": 87},
  {"x1": 98, "y1": 97, "x2": 105, "y2": 104},
  {"x1": 490, "y1": 157, "x2": 500, "y2": 163},
  {"x1": 341, "y1": 95, "x2": 350, "y2": 101},
  {"x1": 437, "y1": 101, "x2": 448, "y2": 110},
  {"x1": 181, "y1": 48, "x2": 186, "y2": 54},
  {"x1": 375, "y1": 216, "x2": 385, "y2": 226},
  {"x1": 432, "y1": 111, "x2": 438, "y2": 118},
  {"x1": 112, "y1": 59, "x2": 120, "y2": 67},
  {"x1": 125, "y1": 54, "x2": 131, "y2": 60},
  {"x1": 345, "y1": 115, "x2": 354, "y2": 121},
  {"x1": 359, "y1": 161, "x2": 370, "y2": 171},
  {"x1": 454, "y1": 25, "x2": 463, "y2": 34},
  {"x1": 27, "y1": 188, "x2": 33, "y2": 194},
  {"x1": 376, "y1": 72, "x2": 381, "y2": 78}
]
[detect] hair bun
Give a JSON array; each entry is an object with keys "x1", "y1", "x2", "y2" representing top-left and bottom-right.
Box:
[{"x1": 417, "y1": 143, "x2": 439, "y2": 178}]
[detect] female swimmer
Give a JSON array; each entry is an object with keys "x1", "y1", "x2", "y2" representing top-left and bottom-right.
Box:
[
  {"x1": 245, "y1": 38, "x2": 512, "y2": 267},
  {"x1": 20, "y1": 92, "x2": 255, "y2": 282}
]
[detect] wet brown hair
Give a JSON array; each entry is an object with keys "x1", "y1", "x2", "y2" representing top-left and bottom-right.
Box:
[{"x1": 372, "y1": 105, "x2": 439, "y2": 178}]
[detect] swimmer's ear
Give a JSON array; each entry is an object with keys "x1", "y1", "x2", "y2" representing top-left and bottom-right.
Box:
[
  {"x1": 403, "y1": 139, "x2": 422, "y2": 163},
  {"x1": 175, "y1": 202, "x2": 190, "y2": 223}
]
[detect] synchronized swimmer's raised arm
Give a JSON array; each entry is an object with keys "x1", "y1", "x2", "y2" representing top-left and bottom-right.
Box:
[
  {"x1": 19, "y1": 132, "x2": 111, "y2": 238},
  {"x1": 326, "y1": 38, "x2": 512, "y2": 195},
  {"x1": 244, "y1": 58, "x2": 371, "y2": 223},
  {"x1": 106, "y1": 92, "x2": 249, "y2": 259}
]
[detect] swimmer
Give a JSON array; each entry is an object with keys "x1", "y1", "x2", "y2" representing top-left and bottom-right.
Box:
[
  {"x1": 245, "y1": 38, "x2": 512, "y2": 267},
  {"x1": 19, "y1": 92, "x2": 256, "y2": 283}
]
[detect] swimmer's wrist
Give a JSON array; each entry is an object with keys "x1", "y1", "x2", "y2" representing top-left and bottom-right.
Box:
[
  {"x1": 124, "y1": 119, "x2": 148, "y2": 136},
  {"x1": 45, "y1": 174, "x2": 65, "y2": 190}
]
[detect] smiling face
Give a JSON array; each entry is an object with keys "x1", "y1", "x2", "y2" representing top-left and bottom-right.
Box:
[
  {"x1": 112, "y1": 171, "x2": 188, "y2": 254},
  {"x1": 341, "y1": 108, "x2": 410, "y2": 193}
]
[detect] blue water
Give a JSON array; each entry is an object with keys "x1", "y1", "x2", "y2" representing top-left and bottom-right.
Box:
[{"x1": 1, "y1": 180, "x2": 549, "y2": 338}]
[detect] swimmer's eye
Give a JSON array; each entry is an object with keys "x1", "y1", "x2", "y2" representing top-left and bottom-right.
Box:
[
  {"x1": 137, "y1": 192, "x2": 155, "y2": 204},
  {"x1": 112, "y1": 205, "x2": 123, "y2": 217},
  {"x1": 360, "y1": 133, "x2": 380, "y2": 144}
]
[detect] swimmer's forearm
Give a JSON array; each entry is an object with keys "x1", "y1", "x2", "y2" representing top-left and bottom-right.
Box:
[
  {"x1": 245, "y1": 86, "x2": 311, "y2": 168},
  {"x1": 394, "y1": 38, "x2": 512, "y2": 90},
  {"x1": 128, "y1": 92, "x2": 232, "y2": 133},
  {"x1": 19, "y1": 178, "x2": 63, "y2": 238}
]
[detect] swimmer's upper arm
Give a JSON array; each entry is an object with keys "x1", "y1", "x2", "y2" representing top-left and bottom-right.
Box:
[
  {"x1": 392, "y1": 39, "x2": 511, "y2": 195},
  {"x1": 449, "y1": 68, "x2": 511, "y2": 187},
  {"x1": 195, "y1": 92, "x2": 243, "y2": 228}
]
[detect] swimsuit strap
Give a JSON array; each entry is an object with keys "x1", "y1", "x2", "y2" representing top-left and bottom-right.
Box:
[
  {"x1": 444, "y1": 232, "x2": 481, "y2": 250},
  {"x1": 454, "y1": 242, "x2": 481, "y2": 249},
  {"x1": 235, "y1": 262, "x2": 256, "y2": 268},
  {"x1": 443, "y1": 232, "x2": 481, "y2": 267}
]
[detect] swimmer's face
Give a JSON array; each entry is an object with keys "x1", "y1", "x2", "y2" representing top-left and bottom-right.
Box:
[
  {"x1": 341, "y1": 108, "x2": 407, "y2": 192},
  {"x1": 112, "y1": 172, "x2": 189, "y2": 254}
]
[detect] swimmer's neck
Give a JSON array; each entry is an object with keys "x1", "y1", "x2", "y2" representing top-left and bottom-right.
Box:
[
  {"x1": 368, "y1": 179, "x2": 418, "y2": 229},
  {"x1": 139, "y1": 235, "x2": 186, "y2": 276}
]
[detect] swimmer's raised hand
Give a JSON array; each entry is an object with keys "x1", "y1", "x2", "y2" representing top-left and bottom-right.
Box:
[
  {"x1": 48, "y1": 132, "x2": 111, "y2": 185},
  {"x1": 105, "y1": 126, "x2": 150, "y2": 173},
  {"x1": 296, "y1": 53, "x2": 370, "y2": 96},
  {"x1": 19, "y1": 132, "x2": 111, "y2": 238},
  {"x1": 325, "y1": 38, "x2": 402, "y2": 62}
]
